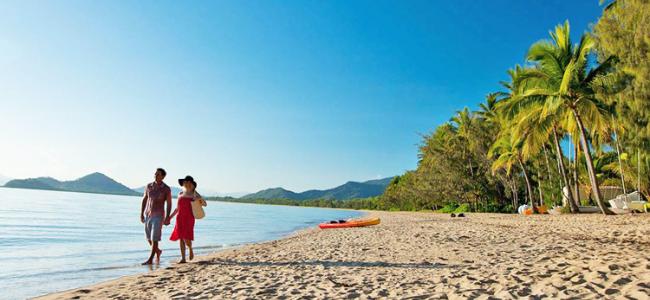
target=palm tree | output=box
[478,92,505,123]
[490,130,536,212]
[498,65,580,213]
[512,102,581,212]
[451,107,478,177]
[479,93,521,211]
[508,21,615,214]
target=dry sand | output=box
[38,212,650,299]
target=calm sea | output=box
[0,187,361,299]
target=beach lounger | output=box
[609,191,647,212]
[517,204,529,214]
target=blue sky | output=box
[0,0,604,194]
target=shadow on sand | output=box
[193,259,455,270]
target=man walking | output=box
[140,168,172,265]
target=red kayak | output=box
[318,217,380,229]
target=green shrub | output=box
[438,203,459,213]
[501,204,514,213]
[453,203,470,213]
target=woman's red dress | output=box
[170,194,195,241]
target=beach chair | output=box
[517,204,529,214]
[609,197,626,210]
[609,191,647,212]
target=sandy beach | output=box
[38,212,650,299]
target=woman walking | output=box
[167,175,206,263]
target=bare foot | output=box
[178,259,187,264]
[141,260,153,265]
[155,249,162,263]
[189,249,194,261]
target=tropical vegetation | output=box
[380,0,649,214]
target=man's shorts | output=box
[144,215,163,242]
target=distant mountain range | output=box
[3,172,394,201]
[4,172,140,196]
[241,177,394,200]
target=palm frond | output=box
[583,55,616,85]
[559,60,576,95]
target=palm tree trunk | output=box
[511,181,517,212]
[572,109,614,215]
[537,171,544,207]
[542,144,557,201]
[573,141,581,207]
[512,178,519,212]
[616,136,627,194]
[469,159,474,177]
[612,116,627,194]
[517,156,536,212]
[512,179,519,210]
[638,148,641,192]
[552,126,578,213]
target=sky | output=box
[0,0,605,194]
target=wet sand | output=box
[38,211,650,299]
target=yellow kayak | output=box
[318,217,380,229]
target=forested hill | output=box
[4,172,140,196]
[241,177,393,200]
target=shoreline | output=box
[34,225,324,300]
[37,211,650,299]
[32,211,363,300]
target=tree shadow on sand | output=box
[194,259,456,269]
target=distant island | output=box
[4,172,140,196]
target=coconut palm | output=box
[498,65,581,212]
[478,93,522,211]
[506,21,615,214]
[451,108,481,178]
[490,130,536,212]
[507,100,581,212]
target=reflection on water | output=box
[0,187,361,299]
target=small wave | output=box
[0,237,84,246]
[0,224,90,230]
[0,244,232,261]
[0,263,144,281]
[192,244,226,250]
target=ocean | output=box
[0,187,361,299]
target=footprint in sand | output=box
[608,264,621,271]
[613,277,632,286]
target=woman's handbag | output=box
[191,193,206,219]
